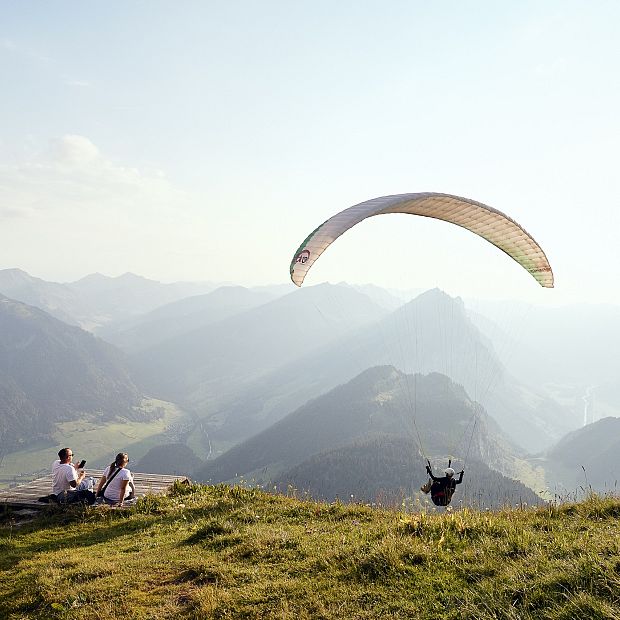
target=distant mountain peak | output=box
[0,268,43,284]
[69,272,110,287]
[73,272,156,285]
[396,287,466,316]
[418,287,461,303]
[0,267,29,276]
[117,272,155,283]
[305,281,346,292]
[352,364,400,383]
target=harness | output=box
[431,489,450,506]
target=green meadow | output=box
[1,483,620,619]
[0,400,190,488]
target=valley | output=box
[0,268,618,506]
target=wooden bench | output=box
[0,470,190,510]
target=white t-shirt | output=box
[52,460,78,495]
[102,465,133,502]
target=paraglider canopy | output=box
[290,192,553,288]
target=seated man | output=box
[51,447,96,505]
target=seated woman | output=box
[95,452,135,507]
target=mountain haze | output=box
[0,269,86,327]
[199,288,568,452]
[0,268,220,330]
[469,300,620,426]
[0,295,143,451]
[0,270,606,480]
[131,283,390,405]
[97,285,278,353]
[194,366,540,508]
[542,416,620,494]
[69,272,219,326]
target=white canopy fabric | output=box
[290,192,554,288]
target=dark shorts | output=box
[56,489,96,505]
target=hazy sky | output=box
[1,2,619,304]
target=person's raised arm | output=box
[426,463,440,481]
[68,467,84,489]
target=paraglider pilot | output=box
[421,460,464,506]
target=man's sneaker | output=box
[420,480,432,494]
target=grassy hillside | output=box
[1,485,620,619]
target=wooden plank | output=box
[0,470,190,510]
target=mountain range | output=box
[0,268,221,330]
[173,287,570,453]
[130,283,390,408]
[194,366,541,509]
[96,285,280,353]
[0,294,142,452]
[1,267,619,505]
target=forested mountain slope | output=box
[199,288,568,452]
[274,434,542,508]
[0,295,143,451]
[194,366,541,508]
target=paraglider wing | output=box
[289,192,553,288]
